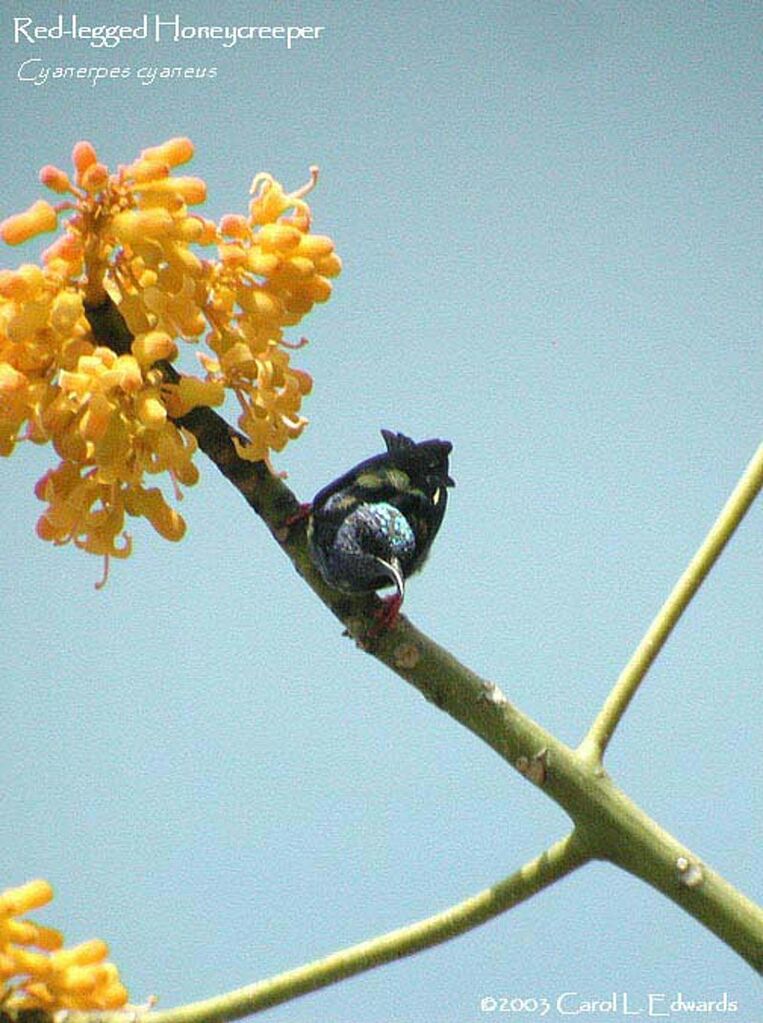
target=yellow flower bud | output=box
[247,250,280,276]
[296,234,335,258]
[141,136,195,167]
[0,200,58,245]
[136,176,207,205]
[315,252,343,276]
[80,162,109,193]
[50,291,85,334]
[39,164,72,194]
[131,331,177,367]
[220,214,250,238]
[257,222,303,253]
[0,878,54,916]
[305,275,333,302]
[72,140,98,177]
[52,938,109,969]
[137,393,167,428]
[112,208,175,243]
[238,287,282,319]
[124,158,169,182]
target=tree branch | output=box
[85,298,763,985]
[126,833,585,1022]
[579,441,763,763]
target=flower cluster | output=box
[0,879,128,1012]
[0,138,341,580]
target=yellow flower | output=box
[0,880,128,1013]
[1,137,340,576]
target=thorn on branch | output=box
[675,856,704,888]
[516,748,550,786]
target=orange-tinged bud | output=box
[80,162,109,193]
[39,165,72,194]
[305,275,333,302]
[219,243,248,269]
[281,292,313,316]
[292,368,313,394]
[220,214,250,238]
[195,217,219,245]
[36,515,58,541]
[142,137,195,167]
[18,263,46,291]
[0,272,33,303]
[315,252,342,276]
[1,200,58,244]
[284,255,315,277]
[42,231,83,268]
[72,141,98,176]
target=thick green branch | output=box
[580,441,763,763]
[85,298,763,985]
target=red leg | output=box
[282,502,312,528]
[275,502,312,543]
[371,591,404,635]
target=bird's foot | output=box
[274,502,312,542]
[368,592,404,638]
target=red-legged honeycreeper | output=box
[304,430,454,627]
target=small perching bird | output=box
[304,430,454,629]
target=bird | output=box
[301,430,454,629]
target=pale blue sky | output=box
[1,2,761,1020]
